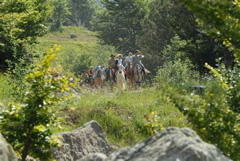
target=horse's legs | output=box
[130,78,134,90]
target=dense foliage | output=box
[51,0,71,31]
[92,0,147,53]
[177,0,240,60]
[0,46,75,161]
[69,0,99,28]
[0,0,54,70]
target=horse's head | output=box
[96,69,102,77]
[118,63,124,73]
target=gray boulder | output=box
[80,127,231,161]
[53,120,111,161]
[0,133,18,161]
[77,153,108,161]
[108,127,231,161]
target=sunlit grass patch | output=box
[54,87,190,146]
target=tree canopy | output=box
[0,0,54,69]
[92,0,148,53]
[177,0,240,61]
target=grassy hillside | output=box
[38,26,98,48]
[35,26,115,76]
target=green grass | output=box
[53,87,190,146]
[0,74,14,105]
[34,26,115,76]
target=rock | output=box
[81,127,231,161]
[52,120,111,161]
[108,127,231,161]
[70,34,77,39]
[0,133,18,161]
[25,156,38,161]
[77,153,107,161]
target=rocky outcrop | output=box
[52,120,111,161]
[0,133,18,161]
[80,127,231,161]
[77,153,107,161]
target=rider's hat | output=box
[110,54,115,57]
[117,54,123,57]
[135,49,140,53]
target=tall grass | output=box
[53,88,190,146]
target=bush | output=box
[162,62,240,160]
[155,35,201,86]
[155,59,199,85]
[57,43,115,76]
[0,46,76,161]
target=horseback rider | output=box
[88,66,94,75]
[124,52,133,69]
[113,54,127,77]
[93,64,105,79]
[132,50,145,75]
[87,66,95,85]
[106,54,116,81]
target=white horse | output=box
[116,63,126,90]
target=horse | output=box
[94,69,104,88]
[133,64,144,87]
[116,63,126,90]
[105,67,115,91]
[126,61,134,90]
[79,72,89,86]
[87,74,95,87]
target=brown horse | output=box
[106,67,115,91]
[133,64,145,87]
[94,69,104,88]
[126,61,134,90]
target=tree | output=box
[0,0,54,70]
[51,0,71,31]
[137,0,231,73]
[177,0,240,61]
[69,0,99,28]
[92,0,148,53]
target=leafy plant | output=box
[0,0,54,69]
[162,75,240,160]
[0,46,76,161]
[5,58,35,102]
[144,112,164,135]
[205,61,240,113]
[155,35,200,85]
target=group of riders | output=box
[80,49,146,86]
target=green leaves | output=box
[51,0,71,31]
[92,0,147,52]
[0,46,76,161]
[177,0,240,61]
[164,84,240,160]
[0,0,54,68]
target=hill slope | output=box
[36,26,115,75]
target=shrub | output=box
[155,35,201,86]
[162,63,240,160]
[0,45,76,161]
[156,59,195,85]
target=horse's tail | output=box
[123,81,125,90]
